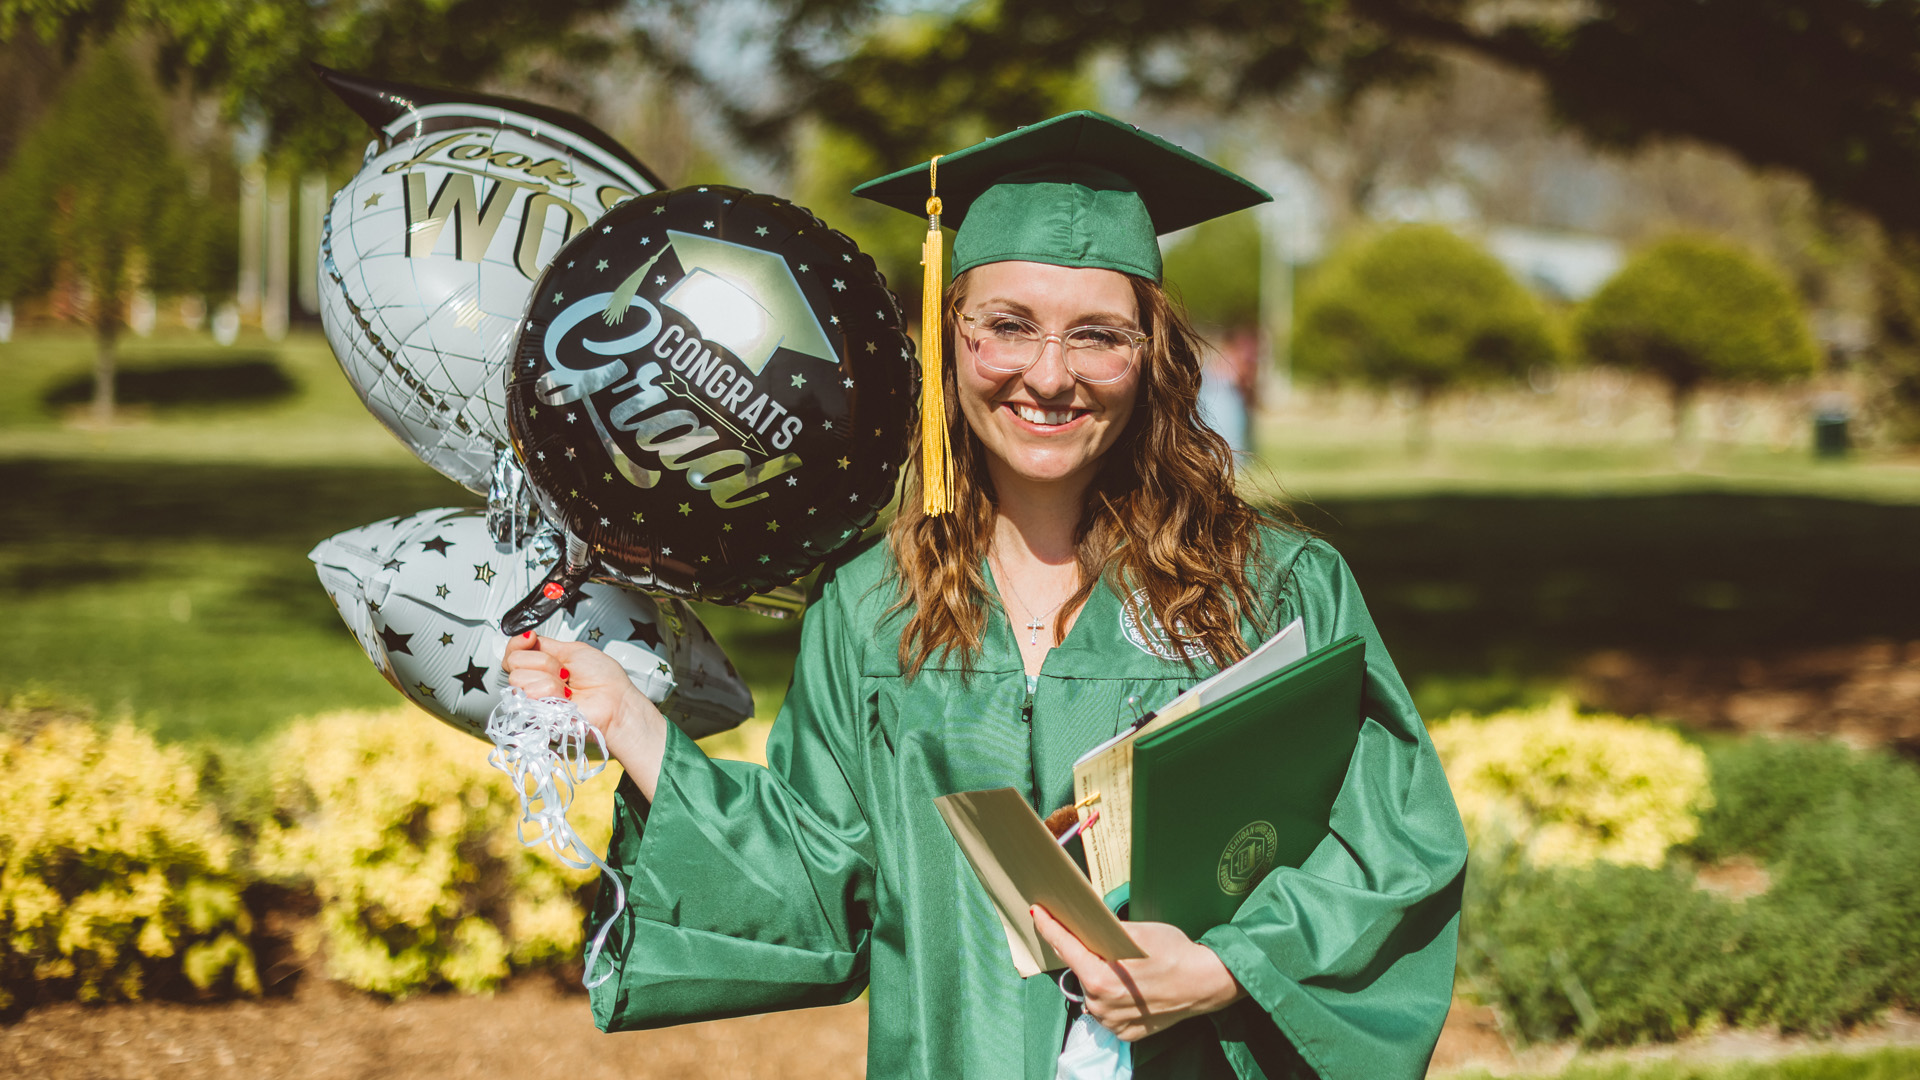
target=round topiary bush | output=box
[1430,698,1712,869]
[1293,224,1560,449]
[1576,235,1818,438]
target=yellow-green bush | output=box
[0,718,258,1008]
[252,707,618,997]
[1431,699,1711,868]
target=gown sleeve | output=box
[587,563,878,1032]
[1195,539,1468,1080]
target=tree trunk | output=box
[92,318,118,425]
[1669,381,1696,447]
[1406,383,1434,457]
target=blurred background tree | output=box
[0,0,630,172]
[15,0,1920,240]
[1163,216,1262,333]
[1865,237,1920,446]
[1576,236,1819,443]
[0,43,231,422]
[1292,224,1559,452]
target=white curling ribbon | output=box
[484,687,627,988]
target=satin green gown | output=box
[587,527,1468,1079]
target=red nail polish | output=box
[559,667,570,680]
[563,688,572,699]
[523,631,534,639]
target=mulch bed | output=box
[1580,639,1920,756]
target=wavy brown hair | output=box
[885,269,1291,678]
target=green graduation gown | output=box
[587,527,1467,1079]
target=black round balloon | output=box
[505,185,917,604]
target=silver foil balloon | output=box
[315,67,664,494]
[310,508,752,742]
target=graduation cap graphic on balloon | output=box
[597,228,837,376]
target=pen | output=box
[1055,809,1099,847]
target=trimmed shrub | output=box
[0,716,258,1008]
[1464,737,1920,1045]
[252,708,617,997]
[1164,214,1262,330]
[1576,235,1818,437]
[1293,224,1560,449]
[1703,739,1920,1031]
[1432,699,1712,869]
[1464,851,1752,1044]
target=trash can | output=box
[1812,394,1852,459]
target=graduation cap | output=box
[850,110,1271,514]
[658,230,836,376]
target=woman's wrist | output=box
[1189,943,1248,1016]
[603,685,671,801]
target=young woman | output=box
[503,113,1466,1080]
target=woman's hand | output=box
[501,632,672,800]
[1031,905,1246,1042]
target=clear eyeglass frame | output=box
[954,310,1149,385]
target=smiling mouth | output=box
[1008,403,1086,427]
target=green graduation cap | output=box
[852,110,1271,281]
[851,110,1271,516]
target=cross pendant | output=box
[1026,617,1047,646]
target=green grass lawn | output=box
[1444,1047,1920,1079]
[3,328,1915,743]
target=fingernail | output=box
[563,688,572,699]
[559,667,570,680]
[523,631,534,639]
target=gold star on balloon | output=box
[363,192,382,208]
[473,562,496,585]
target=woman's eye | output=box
[1069,327,1132,350]
[986,319,1035,339]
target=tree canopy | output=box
[11,0,1920,244]
[1576,235,1819,409]
[1,0,629,169]
[1292,223,1558,449]
[657,0,1920,244]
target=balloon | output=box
[310,508,753,742]
[315,66,664,495]
[500,184,917,616]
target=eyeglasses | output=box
[955,311,1148,385]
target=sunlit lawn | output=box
[1444,1047,1920,1080]
[2,328,1915,745]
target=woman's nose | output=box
[1022,337,1076,398]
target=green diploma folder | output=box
[1129,633,1367,939]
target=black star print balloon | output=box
[310,508,753,741]
[503,185,916,616]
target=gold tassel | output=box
[920,154,954,516]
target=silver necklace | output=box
[991,548,1074,646]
